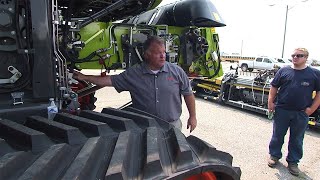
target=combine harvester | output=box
[0,0,242,179]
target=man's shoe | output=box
[288,163,300,176]
[267,156,279,168]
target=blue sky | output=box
[158,0,319,60]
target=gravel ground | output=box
[84,65,320,180]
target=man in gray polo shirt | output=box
[73,36,197,132]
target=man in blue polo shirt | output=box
[267,48,320,176]
[73,36,197,132]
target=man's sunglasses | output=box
[291,54,305,58]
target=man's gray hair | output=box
[143,36,164,52]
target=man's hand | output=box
[73,71,112,87]
[72,71,86,81]
[305,107,314,116]
[268,102,275,112]
[268,86,277,112]
[187,116,197,133]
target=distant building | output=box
[220,55,256,62]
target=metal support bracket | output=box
[11,92,24,105]
[0,66,22,84]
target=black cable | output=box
[110,25,120,63]
[207,34,221,79]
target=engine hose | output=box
[110,25,120,63]
[72,51,98,63]
[207,34,221,79]
[79,0,134,28]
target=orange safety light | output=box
[185,171,217,180]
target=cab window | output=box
[263,58,272,63]
[256,58,263,62]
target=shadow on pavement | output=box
[274,162,313,180]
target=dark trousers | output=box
[268,107,309,164]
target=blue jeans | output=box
[268,107,309,164]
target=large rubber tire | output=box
[0,108,241,180]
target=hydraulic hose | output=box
[79,0,134,29]
[207,34,221,79]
